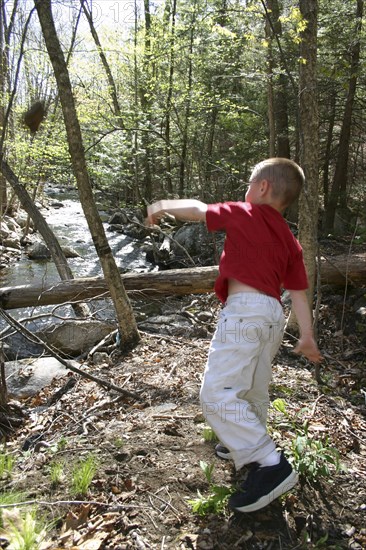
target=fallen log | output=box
[0,266,218,310]
[0,253,365,310]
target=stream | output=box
[1,186,151,288]
[0,186,154,332]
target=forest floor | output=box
[1,283,366,550]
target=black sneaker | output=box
[215,443,232,460]
[228,452,298,513]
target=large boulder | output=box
[36,320,115,356]
[2,331,45,360]
[5,357,71,398]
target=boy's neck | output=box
[248,199,284,214]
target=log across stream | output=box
[1,253,365,310]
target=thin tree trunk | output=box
[80,0,124,129]
[276,73,290,158]
[263,0,290,159]
[164,0,177,195]
[34,0,140,351]
[298,0,319,299]
[322,86,336,210]
[179,16,194,197]
[0,0,19,214]
[139,0,153,201]
[264,0,275,156]
[324,0,363,233]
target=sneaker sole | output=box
[216,450,232,460]
[232,470,298,513]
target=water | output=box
[1,188,151,287]
[0,189,153,330]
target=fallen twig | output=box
[0,499,149,510]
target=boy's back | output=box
[206,201,308,303]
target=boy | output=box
[147,158,322,513]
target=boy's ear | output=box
[259,179,270,195]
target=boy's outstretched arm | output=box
[288,289,323,363]
[147,199,207,225]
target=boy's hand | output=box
[146,202,163,226]
[293,335,323,363]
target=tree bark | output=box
[34,0,140,351]
[324,0,363,233]
[263,0,290,159]
[80,0,124,128]
[1,255,365,310]
[0,0,19,213]
[164,0,177,195]
[298,0,319,301]
[179,10,195,197]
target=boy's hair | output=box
[251,158,304,208]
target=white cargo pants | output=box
[200,292,285,469]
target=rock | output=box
[36,320,115,356]
[5,357,73,398]
[0,220,10,239]
[3,216,21,233]
[196,311,212,322]
[27,242,80,259]
[15,212,33,229]
[27,242,51,259]
[355,307,366,335]
[138,314,197,337]
[61,245,80,258]
[2,331,45,361]
[3,232,21,249]
[109,210,129,225]
[173,224,210,257]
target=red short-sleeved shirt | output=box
[206,201,308,303]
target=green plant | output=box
[199,460,215,484]
[0,509,48,550]
[49,461,65,486]
[188,461,232,516]
[0,493,27,529]
[0,452,14,478]
[202,426,218,442]
[56,436,68,451]
[113,437,124,448]
[291,426,341,480]
[271,399,342,481]
[71,455,98,496]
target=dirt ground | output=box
[1,290,366,550]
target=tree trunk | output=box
[34,0,140,351]
[164,0,177,195]
[179,12,194,197]
[139,0,153,202]
[0,0,19,214]
[324,0,363,233]
[285,0,318,333]
[265,16,276,157]
[263,0,290,159]
[1,255,365,310]
[80,0,124,129]
[322,86,337,210]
